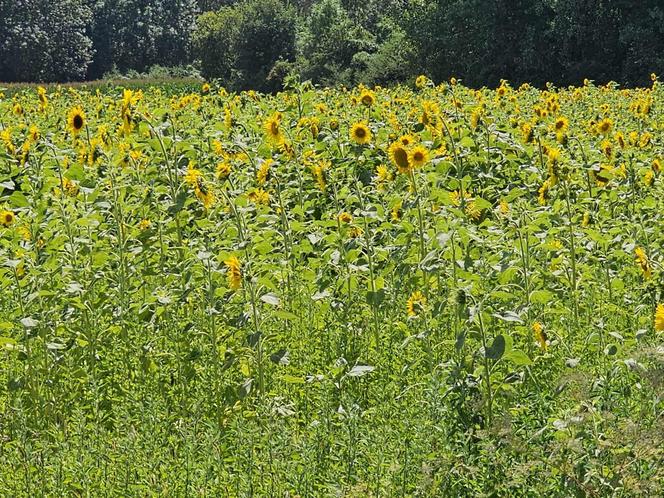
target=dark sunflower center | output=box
[73,115,84,130]
[355,127,366,138]
[394,148,408,169]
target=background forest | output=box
[0,0,663,89]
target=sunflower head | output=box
[224,256,242,290]
[596,118,613,135]
[408,145,429,169]
[359,89,375,107]
[655,303,664,332]
[398,134,415,147]
[67,107,86,135]
[406,291,427,317]
[388,142,410,174]
[533,322,548,350]
[554,117,569,132]
[338,212,353,224]
[350,122,371,145]
[264,112,283,143]
[415,75,428,89]
[1,210,15,227]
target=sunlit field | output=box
[1,76,663,496]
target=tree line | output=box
[0,0,662,89]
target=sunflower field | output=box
[1,77,664,496]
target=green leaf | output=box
[282,374,305,384]
[274,310,298,321]
[530,290,553,305]
[504,349,533,365]
[485,335,506,360]
[260,293,281,306]
[347,365,375,377]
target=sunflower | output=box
[37,86,48,110]
[350,122,371,145]
[216,161,232,179]
[224,256,242,290]
[415,75,428,89]
[0,210,15,227]
[375,164,393,184]
[184,163,203,187]
[257,159,273,185]
[596,118,613,135]
[554,117,569,133]
[312,163,327,192]
[635,247,652,279]
[359,89,376,107]
[28,125,40,143]
[398,134,415,147]
[655,304,664,332]
[408,145,429,169]
[521,122,534,143]
[538,179,550,205]
[390,200,402,221]
[533,322,547,350]
[389,142,410,174]
[264,112,284,144]
[406,291,426,317]
[338,212,352,224]
[248,188,270,206]
[67,107,86,135]
[194,177,215,209]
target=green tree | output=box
[297,0,375,86]
[192,0,296,92]
[0,0,94,82]
[87,0,199,78]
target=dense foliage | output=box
[0,0,662,88]
[0,76,663,495]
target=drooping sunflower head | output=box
[248,188,270,206]
[408,145,429,169]
[350,122,371,145]
[521,122,534,143]
[224,256,242,290]
[216,161,232,179]
[389,142,410,174]
[67,107,86,135]
[532,322,547,350]
[406,291,427,317]
[28,125,40,143]
[257,159,273,185]
[338,212,353,224]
